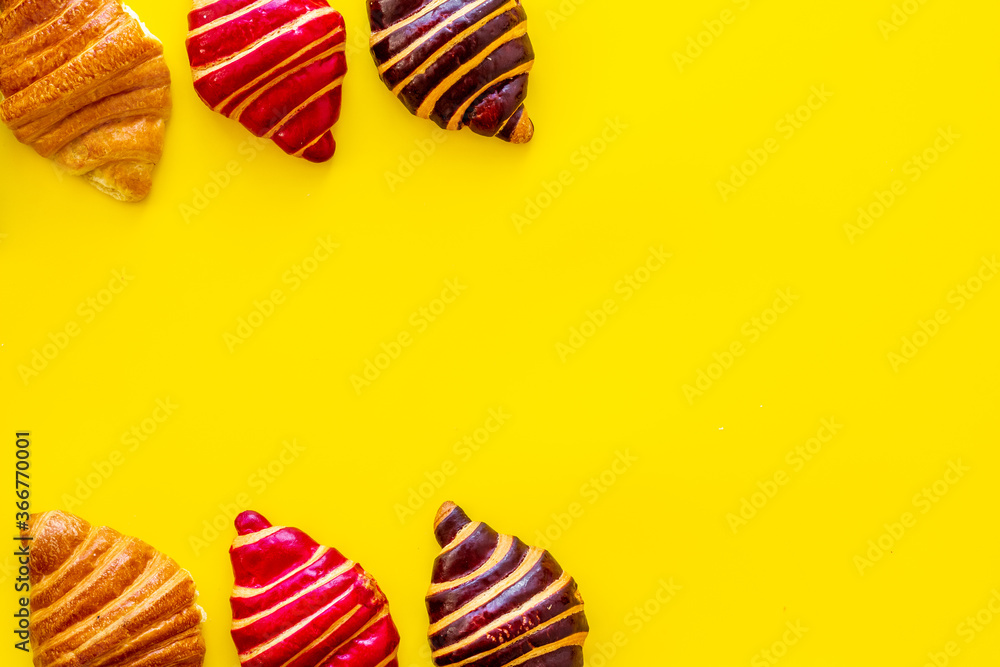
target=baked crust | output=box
[23,511,206,667]
[0,0,171,201]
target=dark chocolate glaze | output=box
[368,0,534,143]
[426,503,587,667]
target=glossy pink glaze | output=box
[229,511,399,667]
[186,0,347,162]
[236,510,272,535]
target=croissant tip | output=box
[434,502,459,528]
[235,511,271,535]
[508,113,533,144]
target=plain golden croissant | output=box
[0,0,172,201]
[22,510,206,667]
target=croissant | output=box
[426,502,588,667]
[367,0,535,143]
[0,0,171,201]
[229,511,400,667]
[186,0,347,162]
[22,510,206,667]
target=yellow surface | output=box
[1,0,999,665]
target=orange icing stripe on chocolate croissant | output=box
[426,502,589,667]
[368,0,535,143]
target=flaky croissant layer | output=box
[0,0,172,201]
[23,511,206,667]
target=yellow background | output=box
[2,0,999,665]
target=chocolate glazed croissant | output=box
[427,502,588,667]
[23,510,206,667]
[0,0,171,201]
[368,0,535,143]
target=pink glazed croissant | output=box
[186,0,347,162]
[229,511,400,667]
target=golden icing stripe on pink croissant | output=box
[232,546,329,598]
[186,0,348,162]
[367,0,535,143]
[229,511,400,667]
[232,559,358,629]
[220,40,343,116]
[188,0,279,38]
[0,0,171,201]
[190,9,339,80]
[426,502,589,667]
[239,593,357,662]
[277,602,364,666]
[22,510,206,667]
[233,526,285,548]
[264,75,345,139]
